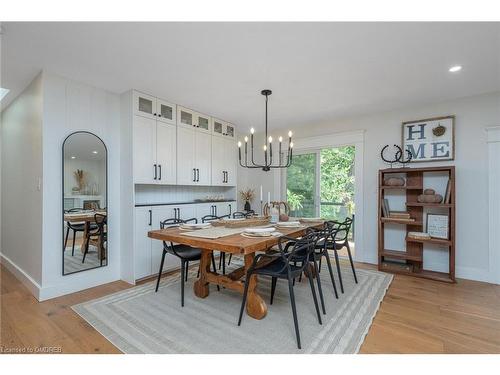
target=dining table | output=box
[148,221,323,320]
[64,210,107,260]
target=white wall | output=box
[40,72,122,300]
[0,73,44,296]
[238,91,500,283]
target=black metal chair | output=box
[237,231,323,349]
[83,213,107,265]
[224,211,252,266]
[155,217,219,306]
[64,208,97,256]
[320,217,357,293]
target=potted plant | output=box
[239,189,255,211]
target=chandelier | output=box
[238,89,293,171]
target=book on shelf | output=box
[407,231,431,240]
[389,210,411,219]
[444,179,452,204]
[382,199,390,217]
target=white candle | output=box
[268,192,271,206]
[260,185,263,201]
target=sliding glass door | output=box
[285,145,355,222]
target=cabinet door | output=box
[224,123,236,139]
[212,118,224,137]
[134,91,157,120]
[156,122,177,184]
[176,126,196,185]
[195,132,212,185]
[177,204,197,221]
[211,136,226,186]
[134,207,153,279]
[195,112,211,134]
[156,98,176,125]
[177,106,195,129]
[133,115,157,184]
[195,203,214,222]
[224,137,237,186]
[151,206,178,274]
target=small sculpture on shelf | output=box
[380,144,413,168]
[383,177,405,186]
[417,188,443,203]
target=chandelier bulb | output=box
[250,128,255,134]
[238,141,242,148]
[288,131,293,138]
[263,145,267,151]
[290,142,294,148]
[268,136,273,143]
[244,136,248,142]
[279,136,283,142]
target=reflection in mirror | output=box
[62,132,107,275]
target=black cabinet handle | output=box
[148,209,152,226]
[158,164,162,180]
[177,208,181,219]
[154,164,157,180]
[226,171,229,183]
[215,205,217,216]
[228,204,232,215]
[196,169,200,182]
[193,168,196,182]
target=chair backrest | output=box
[325,217,352,243]
[160,218,184,229]
[233,211,250,219]
[276,230,319,274]
[93,213,107,237]
[65,207,84,213]
[201,215,219,223]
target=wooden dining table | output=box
[148,221,323,320]
[64,210,107,259]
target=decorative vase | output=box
[244,201,251,211]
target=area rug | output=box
[73,261,392,353]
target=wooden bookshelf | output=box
[378,166,455,283]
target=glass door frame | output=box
[282,149,322,217]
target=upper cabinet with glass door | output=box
[212,118,236,139]
[177,106,212,134]
[133,91,176,125]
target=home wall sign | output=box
[402,115,455,162]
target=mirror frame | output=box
[62,131,108,276]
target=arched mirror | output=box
[62,132,107,275]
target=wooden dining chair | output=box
[237,231,323,349]
[155,217,219,306]
[64,208,97,257]
[83,213,107,265]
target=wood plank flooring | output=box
[1,262,499,354]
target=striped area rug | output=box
[73,260,392,353]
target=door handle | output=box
[158,164,162,180]
[193,168,196,182]
[148,209,152,226]
[196,168,200,182]
[154,164,157,180]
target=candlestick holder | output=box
[260,200,263,216]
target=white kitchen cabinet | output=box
[156,122,177,184]
[151,206,178,275]
[211,136,237,186]
[133,116,157,184]
[177,126,212,185]
[212,118,236,139]
[177,126,196,185]
[177,106,211,134]
[156,98,176,125]
[195,132,212,185]
[134,91,157,120]
[134,206,153,279]
[133,115,177,184]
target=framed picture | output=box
[402,115,455,162]
[426,213,449,239]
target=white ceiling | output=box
[2,22,499,132]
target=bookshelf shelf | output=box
[378,166,456,283]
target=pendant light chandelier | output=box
[238,89,293,171]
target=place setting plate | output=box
[241,227,282,238]
[179,223,212,231]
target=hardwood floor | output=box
[1,262,499,354]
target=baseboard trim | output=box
[0,252,42,300]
